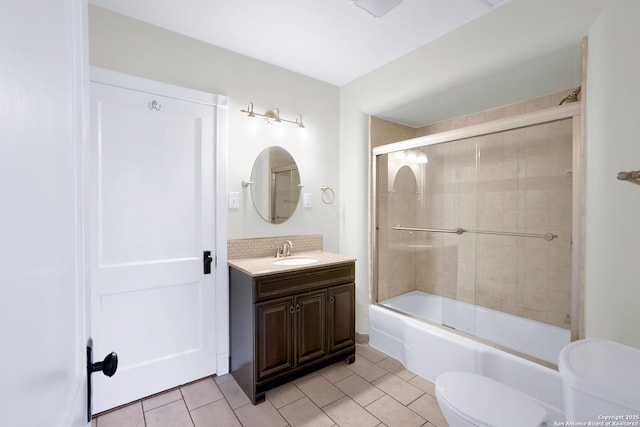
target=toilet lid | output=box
[436,372,546,427]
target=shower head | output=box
[559,87,581,105]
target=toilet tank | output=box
[559,339,640,422]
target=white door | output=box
[89,73,217,413]
[0,0,89,426]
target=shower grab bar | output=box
[391,226,464,234]
[391,225,557,241]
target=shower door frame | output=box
[371,102,584,347]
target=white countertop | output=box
[228,251,356,277]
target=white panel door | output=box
[0,0,89,426]
[89,79,216,413]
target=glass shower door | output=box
[375,151,422,306]
[373,112,576,364]
[438,138,478,334]
[471,120,573,361]
[375,139,479,337]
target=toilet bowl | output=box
[435,371,547,427]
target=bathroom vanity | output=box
[228,252,356,404]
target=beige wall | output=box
[88,5,341,251]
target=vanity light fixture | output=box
[417,151,428,164]
[393,151,406,160]
[241,101,305,128]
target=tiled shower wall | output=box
[374,89,575,329]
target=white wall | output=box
[585,0,640,349]
[88,5,341,251]
[340,0,609,334]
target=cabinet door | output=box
[295,290,327,365]
[327,283,355,353]
[256,297,293,379]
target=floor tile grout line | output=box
[362,395,399,427]
[275,392,307,412]
[405,390,426,407]
[141,402,148,427]
[297,388,339,426]
[370,391,429,425]
[180,387,196,427]
[224,392,245,427]
[325,394,385,427]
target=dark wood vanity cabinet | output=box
[255,290,327,379]
[230,261,356,404]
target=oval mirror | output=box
[249,146,301,224]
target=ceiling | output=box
[88,0,509,86]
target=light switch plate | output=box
[229,192,240,209]
[303,193,312,208]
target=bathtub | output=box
[380,290,570,364]
[370,296,570,422]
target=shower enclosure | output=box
[372,104,582,365]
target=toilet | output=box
[436,339,640,427]
[559,338,640,422]
[435,371,547,427]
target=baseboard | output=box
[355,332,369,344]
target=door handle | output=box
[203,250,213,274]
[87,339,118,422]
[90,352,118,377]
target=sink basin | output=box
[273,257,319,266]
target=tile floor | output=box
[93,345,449,427]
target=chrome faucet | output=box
[275,240,293,258]
[282,240,293,257]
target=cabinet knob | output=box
[295,304,300,312]
[329,296,335,303]
[289,305,294,314]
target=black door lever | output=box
[90,351,118,377]
[203,250,213,274]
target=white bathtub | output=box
[380,290,570,364]
[370,301,569,422]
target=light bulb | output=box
[418,152,428,164]
[393,151,406,160]
[407,151,417,162]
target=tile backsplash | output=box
[227,234,323,260]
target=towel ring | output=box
[320,186,335,205]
